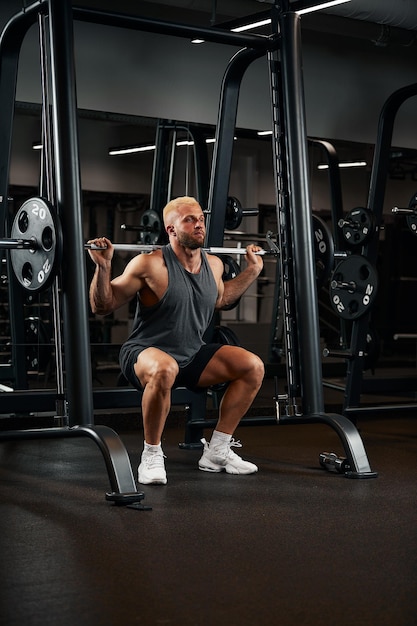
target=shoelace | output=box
[144,452,166,468]
[225,439,244,460]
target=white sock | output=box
[144,441,162,452]
[209,430,232,450]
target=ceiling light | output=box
[108,137,220,156]
[296,0,352,16]
[32,141,43,150]
[109,144,156,156]
[317,161,367,170]
[191,38,205,44]
[257,130,272,136]
[231,19,271,33]
[226,0,352,34]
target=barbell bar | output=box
[86,242,276,256]
[0,238,36,250]
[2,237,276,256]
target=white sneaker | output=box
[198,438,258,475]
[138,446,167,485]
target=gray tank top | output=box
[120,244,218,366]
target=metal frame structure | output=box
[0,0,377,490]
[339,82,417,419]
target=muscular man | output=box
[88,196,265,485]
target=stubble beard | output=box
[177,231,204,250]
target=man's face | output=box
[170,204,206,249]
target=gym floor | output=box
[0,375,416,626]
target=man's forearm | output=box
[219,265,261,309]
[89,263,115,315]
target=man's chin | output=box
[179,235,204,249]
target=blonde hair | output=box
[162,196,200,226]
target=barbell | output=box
[3,197,275,294]
[4,196,379,322]
[86,242,274,255]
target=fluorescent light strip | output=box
[296,0,352,16]
[229,0,351,33]
[231,18,271,33]
[109,137,221,156]
[109,144,156,156]
[257,130,273,136]
[318,161,367,170]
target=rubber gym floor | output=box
[0,376,416,626]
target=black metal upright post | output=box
[206,46,264,246]
[47,0,93,426]
[278,11,324,415]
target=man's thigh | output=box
[196,345,259,388]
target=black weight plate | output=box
[10,197,63,293]
[340,207,375,246]
[216,254,241,281]
[225,196,242,231]
[329,254,378,320]
[406,214,417,236]
[312,214,334,288]
[139,209,162,245]
[211,325,241,346]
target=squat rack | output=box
[183,4,377,477]
[0,0,377,498]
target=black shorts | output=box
[120,343,224,392]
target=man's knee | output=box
[240,351,265,386]
[135,353,179,390]
[251,353,265,386]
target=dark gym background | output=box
[0,2,416,625]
